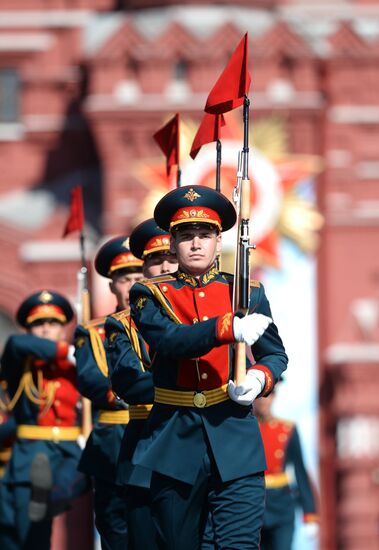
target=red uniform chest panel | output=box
[158,281,232,390]
[35,364,79,427]
[259,419,294,474]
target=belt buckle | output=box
[193,392,207,408]
[52,426,60,443]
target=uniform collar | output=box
[177,264,220,287]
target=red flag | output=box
[153,113,180,176]
[190,113,226,160]
[205,33,251,114]
[63,186,84,237]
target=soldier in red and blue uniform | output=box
[0,291,89,550]
[254,386,319,550]
[105,218,177,549]
[127,185,288,549]
[0,384,16,479]
[74,236,144,550]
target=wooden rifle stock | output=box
[233,97,252,386]
[77,267,92,440]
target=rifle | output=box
[76,234,92,440]
[232,96,255,386]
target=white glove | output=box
[67,345,76,366]
[233,313,272,346]
[303,522,319,539]
[228,369,265,406]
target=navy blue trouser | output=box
[0,484,52,550]
[94,478,129,550]
[128,485,158,550]
[150,449,265,550]
[260,520,295,550]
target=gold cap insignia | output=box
[121,238,130,249]
[39,291,53,303]
[184,188,201,202]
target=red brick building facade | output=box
[0,1,379,548]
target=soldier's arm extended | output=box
[74,324,113,408]
[130,282,287,385]
[286,426,319,522]
[105,315,154,405]
[1,334,72,393]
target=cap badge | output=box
[184,188,201,202]
[39,291,53,303]
[121,238,130,249]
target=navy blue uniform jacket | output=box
[127,269,288,485]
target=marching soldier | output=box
[0,384,16,479]
[105,218,177,550]
[0,290,89,549]
[127,185,288,549]
[74,236,144,550]
[254,383,319,550]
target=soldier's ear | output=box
[216,233,222,255]
[169,236,176,255]
[109,281,115,295]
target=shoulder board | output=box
[110,308,130,321]
[83,315,107,329]
[220,272,233,284]
[250,280,261,288]
[143,274,176,286]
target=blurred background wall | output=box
[0,1,379,549]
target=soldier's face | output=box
[143,252,178,278]
[110,270,144,309]
[171,225,221,276]
[29,319,65,341]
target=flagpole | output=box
[216,139,221,192]
[177,166,181,188]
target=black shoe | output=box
[28,452,53,522]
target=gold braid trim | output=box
[88,327,108,377]
[119,316,146,372]
[7,357,56,414]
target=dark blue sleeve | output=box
[105,316,155,405]
[248,284,288,383]
[130,283,226,359]
[74,324,111,408]
[286,426,318,516]
[1,334,60,395]
[0,413,16,442]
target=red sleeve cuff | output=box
[252,364,274,396]
[56,341,69,360]
[216,312,235,344]
[304,513,319,523]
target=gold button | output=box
[193,318,199,324]
[193,393,207,408]
[55,381,61,388]
[278,433,288,442]
[52,426,60,436]
[162,286,168,292]
[198,291,205,298]
[202,316,209,321]
[274,449,284,458]
[55,400,61,406]
[201,373,208,380]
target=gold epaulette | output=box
[83,316,107,329]
[251,280,261,288]
[110,308,130,321]
[142,274,176,286]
